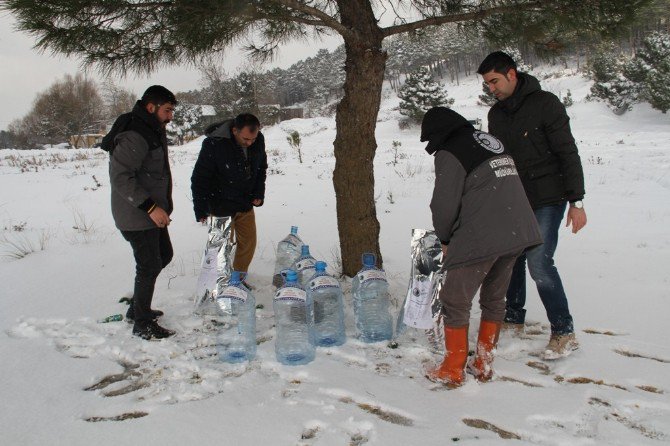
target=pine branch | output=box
[382,0,552,37]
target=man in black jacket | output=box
[191,113,268,283]
[478,51,587,359]
[109,85,177,340]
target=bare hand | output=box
[566,207,587,234]
[149,207,171,228]
[441,244,448,258]
[252,198,263,206]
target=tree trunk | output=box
[333,0,386,276]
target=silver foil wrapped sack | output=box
[194,216,236,315]
[396,228,446,353]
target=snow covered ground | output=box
[1,70,669,445]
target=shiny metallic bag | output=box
[194,216,236,315]
[396,228,446,353]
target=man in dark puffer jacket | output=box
[478,51,587,359]
[191,113,267,284]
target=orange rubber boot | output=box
[467,320,502,382]
[426,325,468,387]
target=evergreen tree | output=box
[587,44,638,114]
[627,31,670,113]
[166,103,205,144]
[398,67,454,123]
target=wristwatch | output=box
[570,200,584,209]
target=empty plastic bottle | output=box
[352,253,393,342]
[273,269,315,365]
[294,245,317,288]
[273,226,304,287]
[307,261,346,347]
[215,271,257,363]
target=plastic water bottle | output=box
[273,226,304,287]
[307,261,346,347]
[273,269,315,365]
[352,253,393,342]
[215,271,257,363]
[294,245,317,288]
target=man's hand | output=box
[149,207,171,228]
[198,216,208,226]
[252,198,263,206]
[441,244,448,258]
[566,207,587,234]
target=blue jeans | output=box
[505,202,574,334]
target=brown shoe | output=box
[541,333,579,360]
[426,325,468,387]
[501,322,524,335]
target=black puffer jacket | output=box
[487,73,585,209]
[191,120,268,221]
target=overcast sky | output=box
[0,12,341,131]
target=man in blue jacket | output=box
[478,51,587,359]
[191,113,268,285]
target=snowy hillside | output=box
[1,71,669,445]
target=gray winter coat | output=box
[109,107,173,231]
[422,107,542,269]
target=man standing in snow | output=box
[478,51,587,359]
[191,113,267,287]
[422,107,542,387]
[108,85,177,340]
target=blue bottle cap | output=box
[290,226,298,235]
[362,253,376,267]
[301,245,310,255]
[230,271,242,284]
[285,269,298,283]
[315,261,326,272]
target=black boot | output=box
[125,299,164,323]
[132,320,175,340]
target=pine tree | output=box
[398,67,454,123]
[587,44,638,114]
[628,31,670,113]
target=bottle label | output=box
[296,258,316,272]
[358,269,387,284]
[309,275,339,290]
[275,287,307,302]
[218,285,247,302]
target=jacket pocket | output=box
[144,149,166,178]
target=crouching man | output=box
[422,107,542,387]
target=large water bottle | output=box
[273,269,315,365]
[294,245,317,288]
[307,261,346,347]
[273,226,304,287]
[215,271,257,363]
[352,253,393,343]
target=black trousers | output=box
[121,227,173,324]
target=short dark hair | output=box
[140,85,177,106]
[477,51,517,75]
[233,113,261,132]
